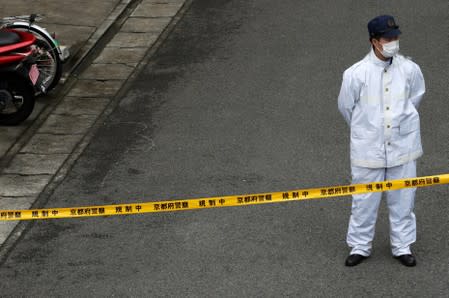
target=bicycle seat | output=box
[0,30,21,46]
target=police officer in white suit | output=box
[338,15,425,267]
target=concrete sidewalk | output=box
[0,0,131,159]
[0,0,125,60]
[0,0,188,247]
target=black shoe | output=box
[394,254,416,267]
[345,254,367,267]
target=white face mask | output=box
[379,40,400,58]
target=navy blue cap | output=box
[368,15,401,38]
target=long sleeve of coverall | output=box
[338,69,361,126]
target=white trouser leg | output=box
[385,160,417,256]
[347,166,385,256]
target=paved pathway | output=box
[0,0,187,245]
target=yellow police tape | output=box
[1,174,448,221]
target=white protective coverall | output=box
[338,49,425,256]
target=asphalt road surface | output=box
[1,0,448,296]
